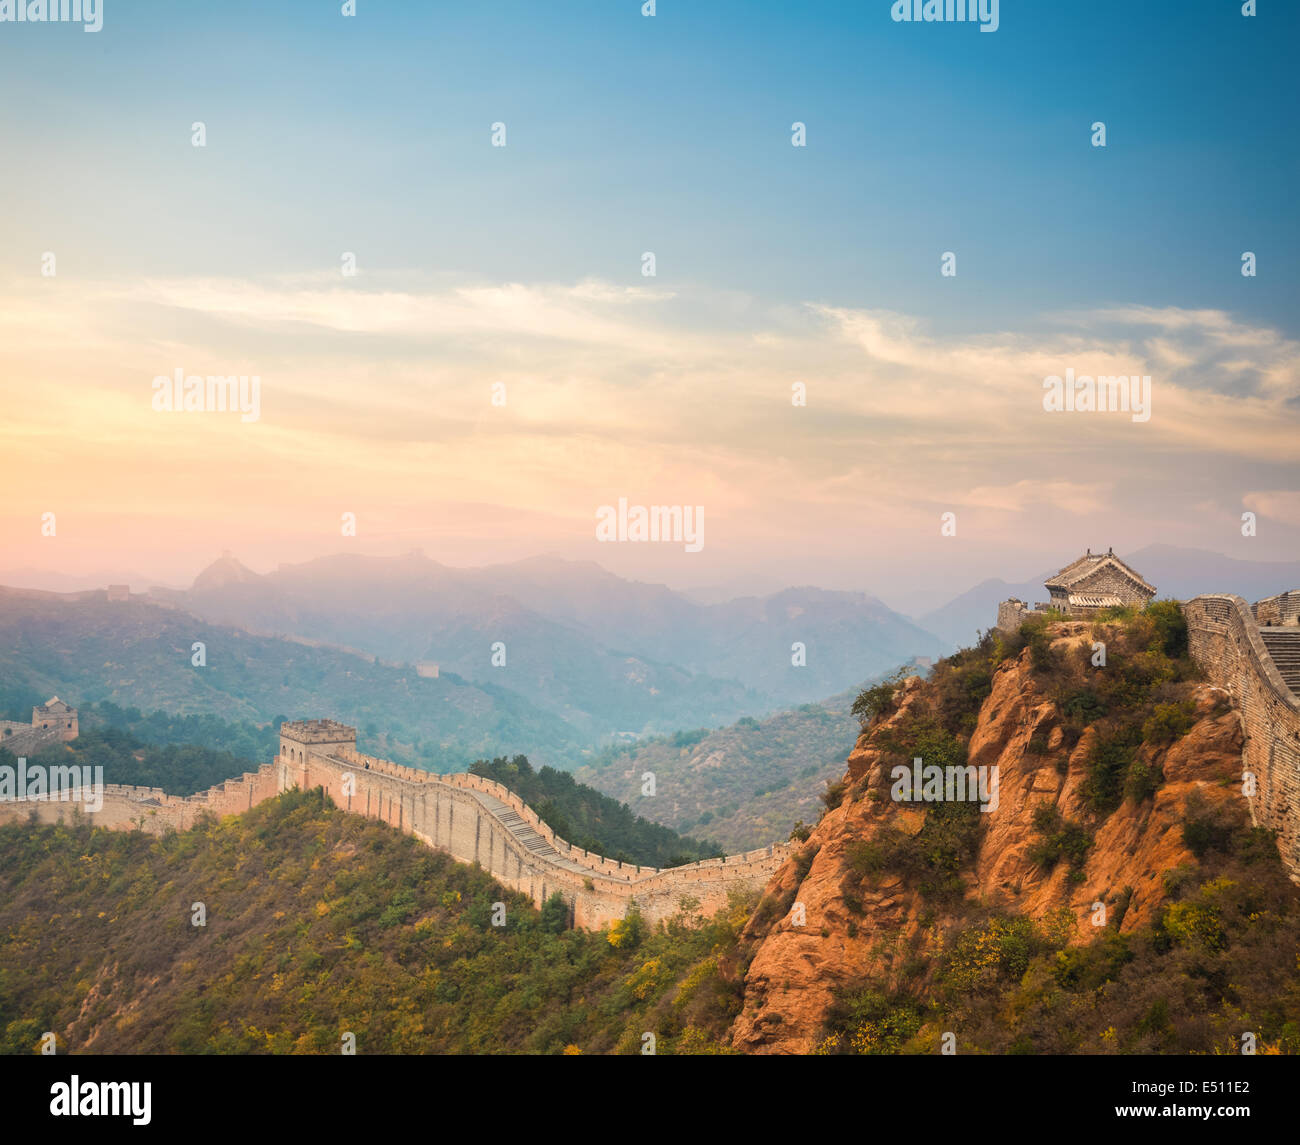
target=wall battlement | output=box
[0,764,282,835]
[1,723,789,930]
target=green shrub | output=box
[1146,599,1189,659]
[821,779,848,812]
[1082,728,1140,813]
[1026,805,1091,871]
[821,988,924,1055]
[941,916,1043,994]
[850,668,909,727]
[1123,758,1162,803]
[1183,811,1236,859]
[1061,688,1107,725]
[1023,618,1059,673]
[1142,700,1196,746]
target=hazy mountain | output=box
[1120,543,1300,601]
[0,586,587,770]
[694,587,940,702]
[152,552,767,738]
[917,574,1045,652]
[575,678,876,852]
[680,573,790,605]
[0,567,171,593]
[152,551,941,736]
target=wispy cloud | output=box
[2,273,1296,586]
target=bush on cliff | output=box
[850,668,909,727]
[1026,805,1092,872]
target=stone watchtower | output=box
[997,549,1156,633]
[1042,547,1155,614]
[278,718,357,789]
[33,697,78,741]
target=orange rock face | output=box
[728,636,1247,1055]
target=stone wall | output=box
[997,599,1043,634]
[1255,591,1300,627]
[1185,594,1300,882]
[0,722,74,759]
[1,728,789,931]
[288,743,789,928]
[0,764,281,836]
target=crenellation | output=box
[1,714,789,928]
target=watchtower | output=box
[33,697,78,741]
[279,718,357,764]
[277,719,357,791]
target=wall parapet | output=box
[2,721,788,929]
[1185,593,1300,883]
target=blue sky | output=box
[3,0,1295,332]
[1,1,1297,610]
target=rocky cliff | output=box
[729,619,1252,1054]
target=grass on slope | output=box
[0,789,750,1055]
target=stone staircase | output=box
[467,788,606,877]
[1260,628,1300,696]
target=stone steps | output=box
[1259,629,1300,694]
[468,789,605,876]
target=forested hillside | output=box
[0,791,748,1054]
[0,590,584,769]
[576,699,861,851]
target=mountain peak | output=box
[191,553,262,592]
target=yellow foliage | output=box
[675,1025,734,1055]
[1164,901,1226,952]
[624,956,668,1001]
[562,1044,582,1055]
[812,1033,842,1055]
[673,956,718,1013]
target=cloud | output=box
[1243,491,1300,527]
[961,480,1111,514]
[1,274,1297,584]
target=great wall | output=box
[3,582,1300,927]
[1184,592,1300,882]
[0,717,790,929]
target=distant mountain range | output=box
[5,543,1293,782]
[147,551,943,738]
[0,587,585,771]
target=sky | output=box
[1,0,1297,614]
